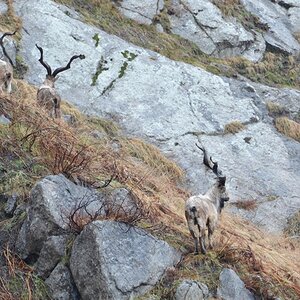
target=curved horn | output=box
[195,143,225,178]
[195,143,217,172]
[52,54,85,77]
[36,44,52,76]
[0,31,17,67]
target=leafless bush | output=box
[66,189,150,234]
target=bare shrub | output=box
[67,190,150,234]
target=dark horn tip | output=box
[79,54,85,59]
[195,143,204,151]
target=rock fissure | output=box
[120,6,152,22]
[180,1,216,47]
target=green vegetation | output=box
[91,56,109,86]
[0,247,51,300]
[92,33,100,47]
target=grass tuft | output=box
[266,101,287,116]
[234,199,258,211]
[275,117,300,142]
[224,121,245,134]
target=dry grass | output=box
[234,199,258,211]
[212,0,268,32]
[224,120,245,134]
[0,0,22,34]
[0,79,186,226]
[294,32,300,43]
[275,117,300,142]
[216,213,300,299]
[142,212,300,299]
[266,101,287,116]
[285,211,300,238]
[0,246,50,299]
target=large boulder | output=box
[240,0,300,54]
[14,0,300,232]
[217,268,255,300]
[15,174,135,260]
[70,220,181,300]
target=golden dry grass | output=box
[275,117,300,142]
[0,0,22,37]
[233,199,258,211]
[224,120,245,134]
[266,101,286,116]
[216,213,300,299]
[0,79,186,227]
[0,246,50,299]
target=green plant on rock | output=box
[91,56,109,86]
[92,33,100,47]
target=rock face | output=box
[240,0,300,54]
[168,0,265,61]
[15,174,103,259]
[113,0,300,60]
[35,235,69,279]
[174,280,209,300]
[116,0,164,25]
[15,0,300,232]
[217,268,255,300]
[70,220,181,300]
[15,174,135,260]
[45,263,80,300]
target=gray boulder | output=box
[168,0,265,61]
[217,268,255,300]
[240,0,300,54]
[45,263,79,300]
[35,235,69,279]
[116,0,164,25]
[15,174,104,259]
[70,220,181,300]
[174,280,209,300]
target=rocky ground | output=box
[0,0,300,299]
